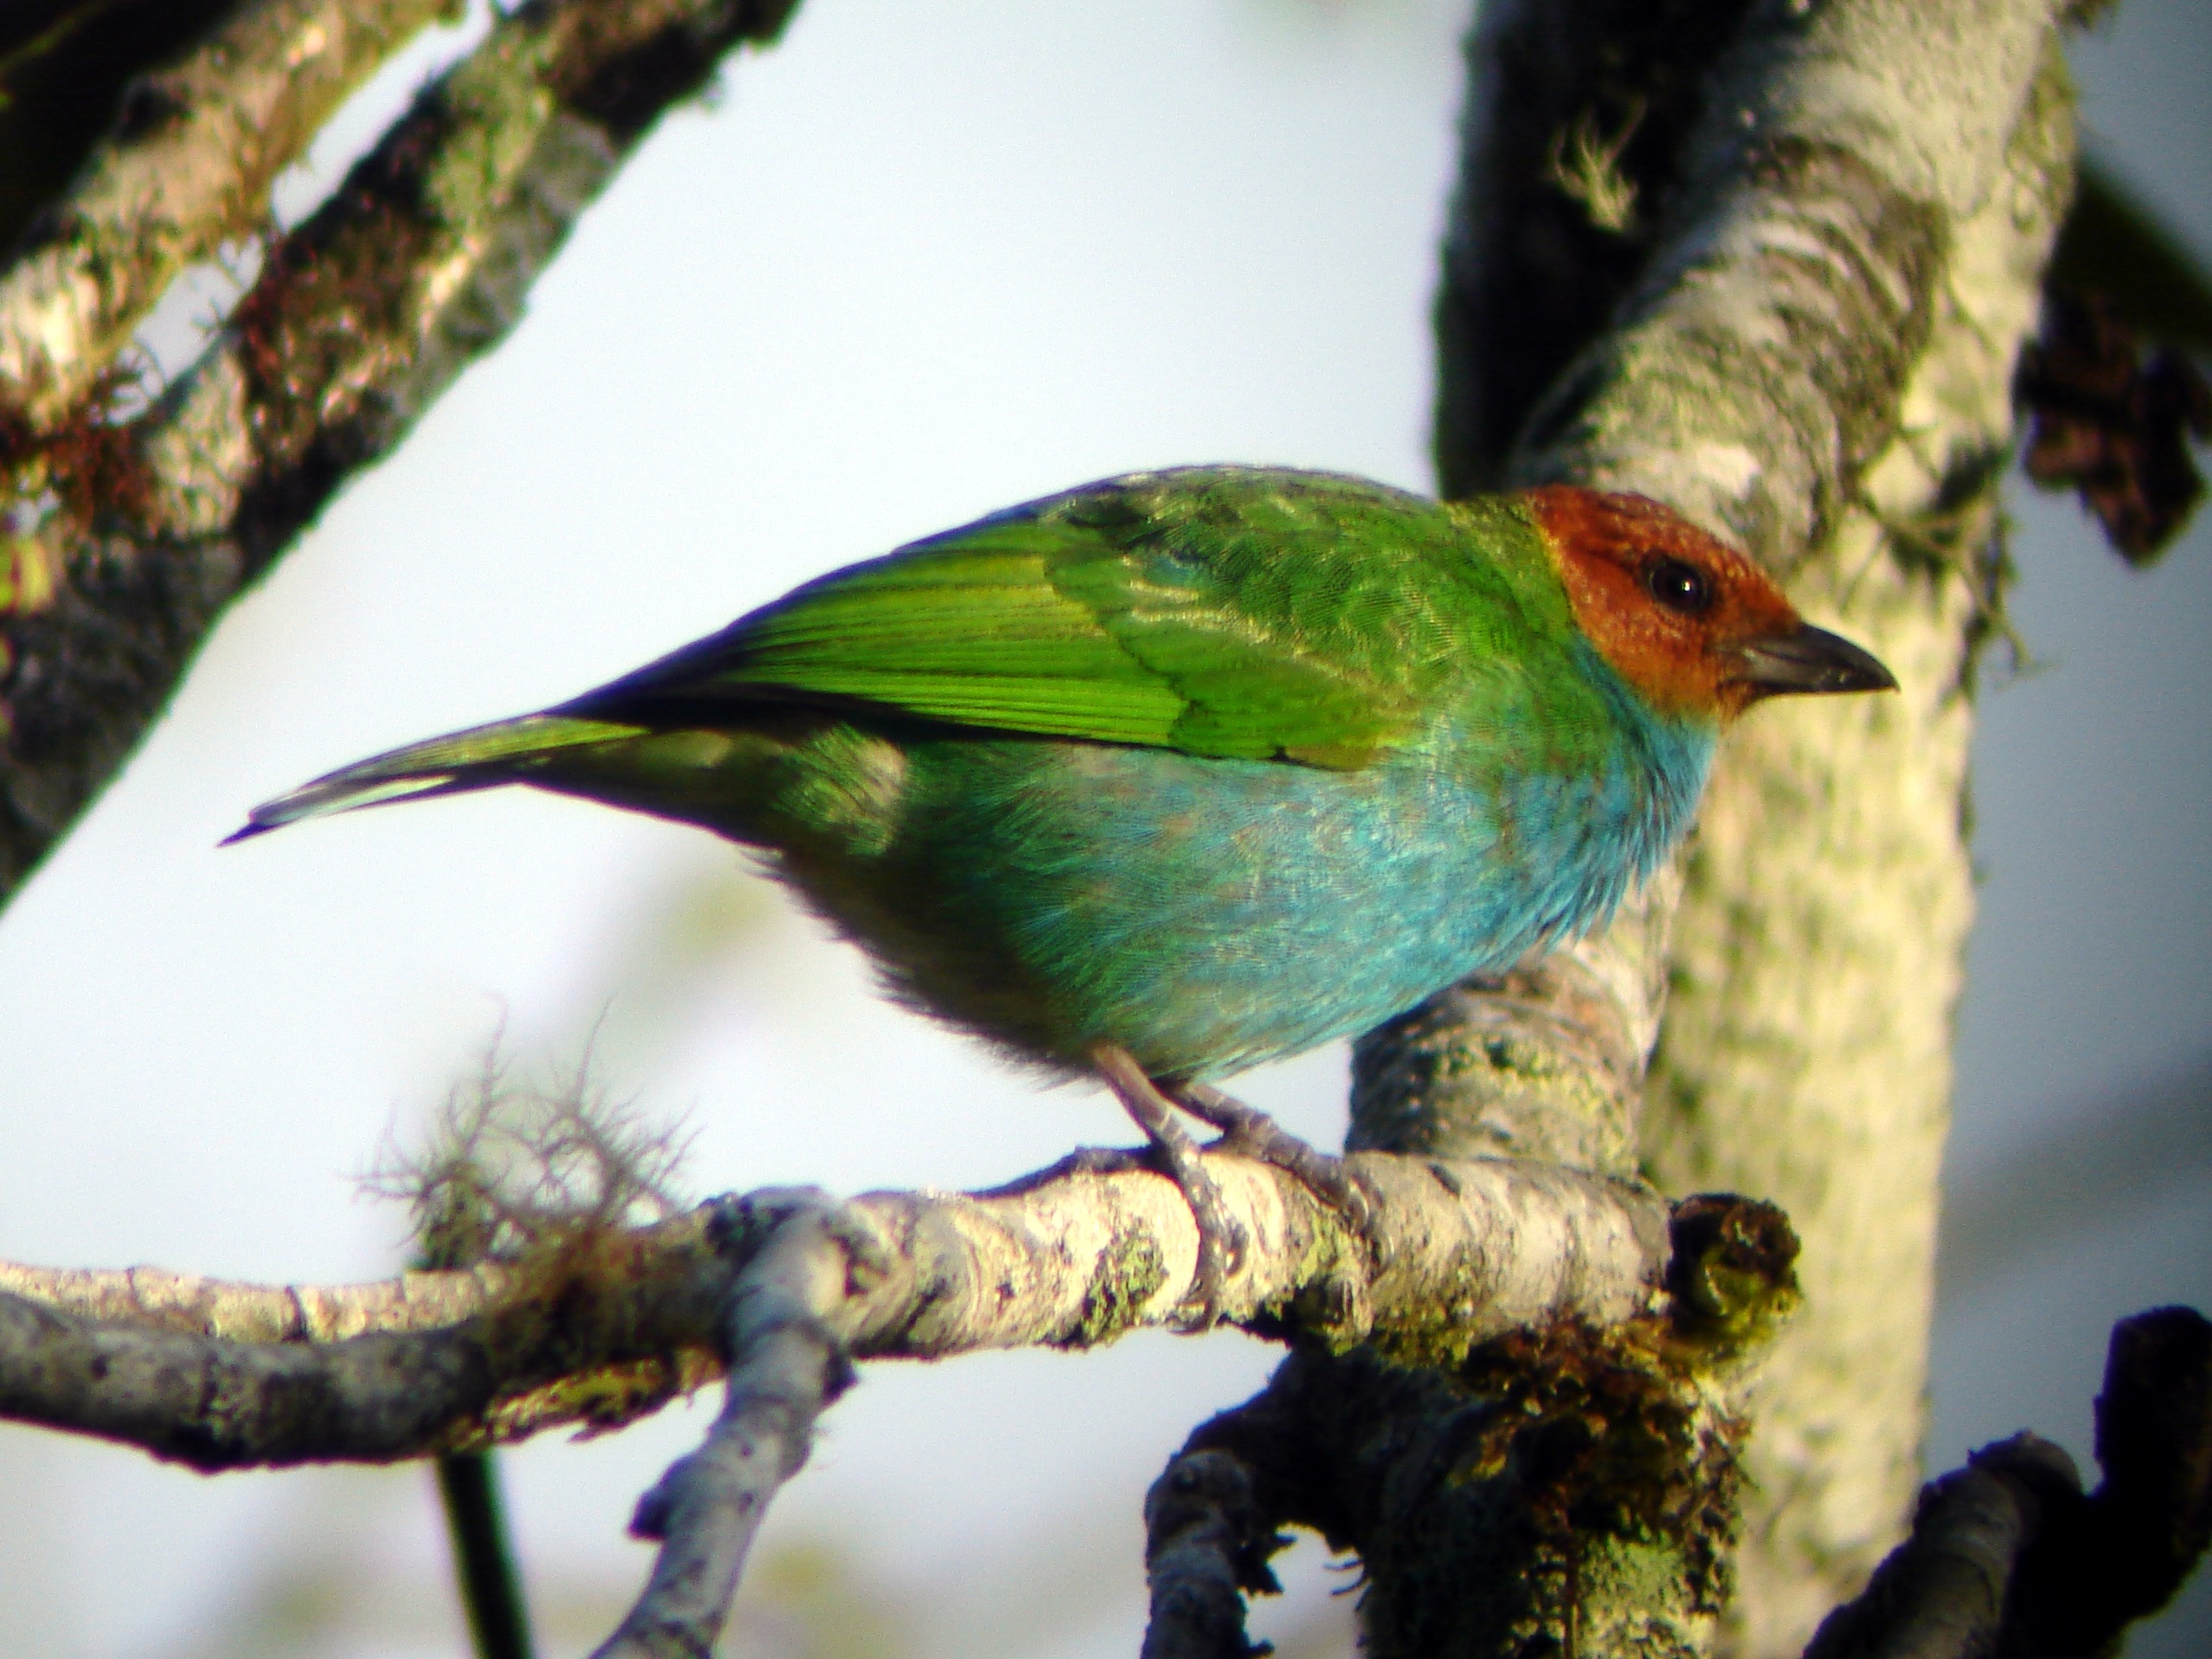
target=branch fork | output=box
[0,1144,1695,1648]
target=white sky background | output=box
[0,0,2204,1654]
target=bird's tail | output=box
[224,713,647,845]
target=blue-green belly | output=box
[764,726,1699,1081]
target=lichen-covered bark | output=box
[1145,1190,1806,1659]
[0,0,456,429]
[1433,0,1764,497]
[1640,38,2076,1654]
[1243,1332,1750,1659]
[0,1148,1675,1462]
[0,0,800,902]
[1311,0,2075,1653]
[0,0,246,260]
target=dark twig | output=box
[421,1176,539,1659]
[1141,1447,1286,1659]
[437,1451,537,1659]
[1801,1434,2057,1659]
[2005,1304,2212,1657]
[1802,1306,2212,1659]
[2017,290,2212,563]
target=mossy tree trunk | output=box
[1406,0,2076,1651]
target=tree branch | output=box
[0,1148,1678,1465]
[0,0,455,430]
[1802,1307,2212,1659]
[0,1150,1715,1656]
[1141,1446,1282,1659]
[0,0,250,259]
[1392,0,2068,1249]
[1802,1437,2056,1659]
[1637,25,2078,1649]
[1139,1190,1802,1659]
[0,0,800,901]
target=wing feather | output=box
[568,469,1525,768]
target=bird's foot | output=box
[1091,1046,1247,1327]
[1171,1080,1379,1245]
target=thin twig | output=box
[421,1164,540,1659]
[437,1451,538,1659]
[591,1193,855,1659]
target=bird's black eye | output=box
[1645,556,1714,615]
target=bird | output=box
[231,466,1894,1308]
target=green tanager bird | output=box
[233,467,1893,1297]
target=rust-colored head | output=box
[1524,486,1895,721]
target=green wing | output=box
[570,468,1542,770]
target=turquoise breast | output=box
[775,677,1714,1082]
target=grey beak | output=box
[1733,623,1898,698]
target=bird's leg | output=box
[1091,1044,1246,1323]
[1170,1080,1377,1238]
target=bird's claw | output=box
[1090,1045,1253,1327]
[1172,1079,1381,1248]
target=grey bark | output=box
[0,0,455,428]
[594,1199,855,1659]
[1367,0,2076,1650]
[0,0,798,898]
[0,1149,1678,1460]
[1629,33,2077,1657]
